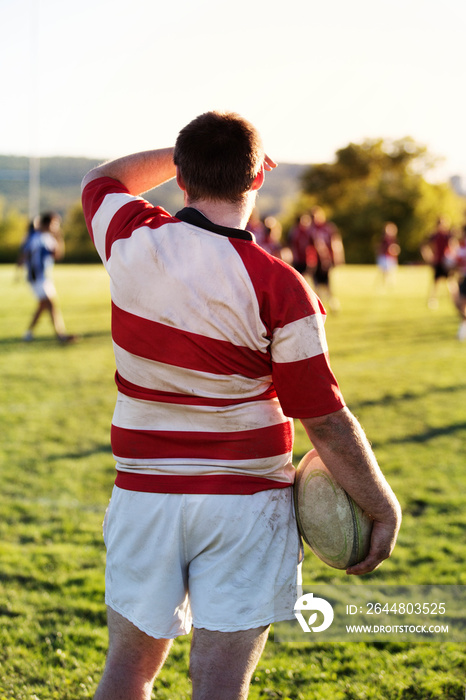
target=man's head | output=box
[38,212,61,234]
[174,111,265,204]
[311,206,326,226]
[384,222,398,239]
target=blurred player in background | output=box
[452,225,466,340]
[308,206,345,311]
[247,213,287,260]
[17,212,75,343]
[287,213,313,275]
[245,208,268,248]
[421,216,455,308]
[376,222,400,287]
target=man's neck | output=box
[185,192,256,230]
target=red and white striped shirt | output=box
[82,177,345,494]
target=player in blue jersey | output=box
[18,212,75,342]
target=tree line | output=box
[0,138,464,264]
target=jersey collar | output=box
[175,207,253,241]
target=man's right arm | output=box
[300,407,401,576]
[81,147,176,196]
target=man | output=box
[453,225,466,340]
[376,222,401,286]
[308,206,345,311]
[81,111,401,700]
[18,212,74,342]
[287,212,313,274]
[421,216,455,308]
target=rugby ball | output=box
[294,449,373,569]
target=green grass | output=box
[1,264,465,699]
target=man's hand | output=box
[300,408,402,576]
[263,154,277,171]
[346,520,398,576]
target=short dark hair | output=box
[174,111,264,203]
[39,212,60,229]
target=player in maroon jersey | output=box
[452,225,466,339]
[421,216,455,308]
[287,213,314,274]
[309,206,345,311]
[376,222,400,286]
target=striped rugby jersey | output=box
[82,177,345,494]
[22,230,56,283]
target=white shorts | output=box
[103,486,302,639]
[30,278,56,301]
[377,255,397,273]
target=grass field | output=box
[0,263,465,699]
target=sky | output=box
[1,0,465,185]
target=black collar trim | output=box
[175,207,253,241]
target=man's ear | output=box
[251,166,265,192]
[176,167,186,192]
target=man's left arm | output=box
[51,231,65,261]
[300,407,402,575]
[81,147,176,196]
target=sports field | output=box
[0,263,465,699]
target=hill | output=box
[0,155,306,218]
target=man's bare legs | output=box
[24,296,74,342]
[190,626,270,700]
[93,608,172,700]
[93,607,269,700]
